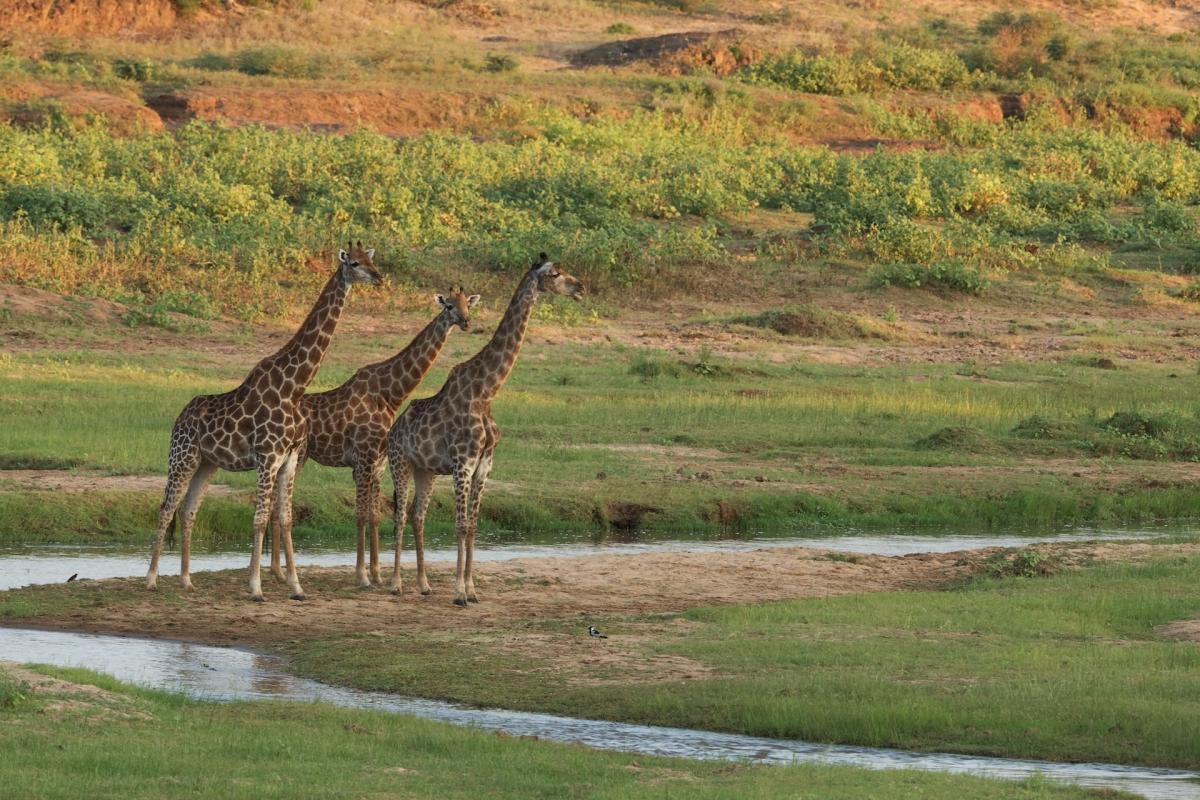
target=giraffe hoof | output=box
[390,588,402,596]
[453,597,468,607]
[467,595,480,604]
[420,589,432,597]
[251,595,266,603]
[290,593,306,602]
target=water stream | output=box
[1,627,1197,800]
[0,528,1176,591]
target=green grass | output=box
[0,665,1115,800]
[3,337,1200,545]
[283,557,1200,769]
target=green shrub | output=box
[983,548,1060,578]
[0,669,30,710]
[113,58,156,82]
[484,54,519,73]
[914,426,995,452]
[235,46,331,79]
[605,22,635,34]
[868,261,989,294]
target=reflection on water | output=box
[0,627,1196,800]
[0,528,1182,591]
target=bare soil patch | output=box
[144,87,496,136]
[0,470,237,497]
[1157,619,1200,643]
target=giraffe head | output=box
[533,253,585,301]
[337,241,382,285]
[436,286,481,331]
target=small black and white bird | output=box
[66,573,77,583]
[587,625,608,640]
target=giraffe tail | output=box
[165,511,178,549]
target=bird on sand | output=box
[587,625,608,639]
[66,573,77,582]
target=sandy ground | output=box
[5,542,1198,648]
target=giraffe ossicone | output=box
[146,242,381,602]
[387,254,585,604]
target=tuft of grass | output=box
[981,548,1061,578]
[914,426,995,453]
[731,305,891,340]
[0,668,31,710]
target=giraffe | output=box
[386,254,584,604]
[145,242,381,602]
[267,287,479,588]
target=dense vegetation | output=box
[2,107,1200,318]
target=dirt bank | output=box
[4,541,1197,647]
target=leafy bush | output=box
[235,46,331,79]
[605,22,635,34]
[484,54,519,73]
[731,305,890,339]
[742,43,968,94]
[0,669,30,710]
[983,548,1060,578]
[868,261,989,294]
[913,426,995,452]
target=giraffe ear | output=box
[365,248,375,260]
[435,294,449,308]
[337,249,349,264]
[467,294,481,308]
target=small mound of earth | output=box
[570,29,742,69]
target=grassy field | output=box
[0,663,1123,800]
[279,556,1200,769]
[4,312,1200,546]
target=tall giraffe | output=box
[386,254,584,604]
[146,242,381,602]
[268,287,479,588]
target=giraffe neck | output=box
[360,311,455,412]
[465,270,539,401]
[257,268,349,396]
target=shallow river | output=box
[1,627,1197,800]
[0,527,1176,591]
[3,527,1196,798]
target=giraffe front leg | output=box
[368,461,384,586]
[353,463,373,588]
[388,457,411,595]
[451,462,474,607]
[464,453,492,604]
[248,458,281,602]
[269,510,285,582]
[275,451,305,600]
[411,469,436,596]
[147,445,198,590]
[178,461,218,592]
